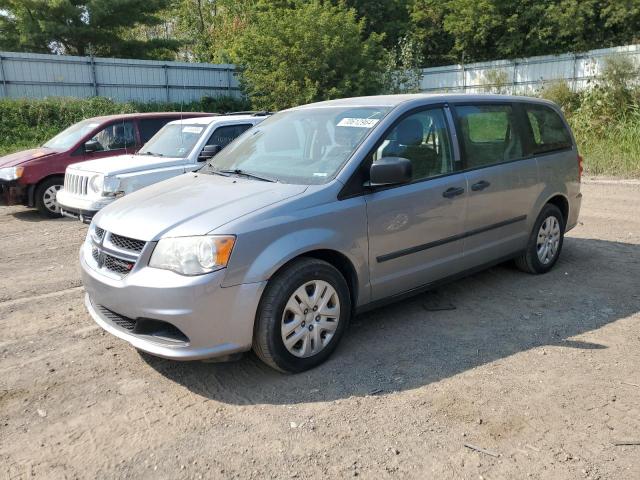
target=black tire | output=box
[515,203,565,274]
[253,257,351,373]
[35,177,64,218]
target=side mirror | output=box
[370,157,412,186]
[198,144,222,161]
[84,139,100,153]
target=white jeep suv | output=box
[57,113,267,223]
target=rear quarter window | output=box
[524,105,573,154]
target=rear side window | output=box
[456,104,524,168]
[206,124,252,147]
[140,118,172,144]
[524,105,573,154]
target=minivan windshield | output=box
[203,106,391,184]
[43,119,101,150]
[139,123,205,158]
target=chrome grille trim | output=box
[64,172,91,196]
[87,227,147,279]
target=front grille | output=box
[97,305,136,330]
[64,172,90,196]
[109,233,145,253]
[87,226,146,278]
[103,254,134,275]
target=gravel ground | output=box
[1,180,639,480]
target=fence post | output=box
[0,55,7,97]
[572,53,578,92]
[227,67,232,96]
[164,64,170,103]
[512,59,518,95]
[89,55,98,97]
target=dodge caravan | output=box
[81,94,582,373]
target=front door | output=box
[365,107,467,300]
[452,103,540,266]
[82,120,136,161]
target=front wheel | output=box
[515,203,565,274]
[35,177,64,218]
[253,258,351,373]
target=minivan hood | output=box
[95,173,308,240]
[69,154,185,176]
[0,147,59,168]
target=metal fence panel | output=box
[420,44,640,94]
[0,51,241,102]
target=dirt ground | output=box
[1,180,640,480]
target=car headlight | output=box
[0,166,24,181]
[89,175,104,194]
[149,235,236,275]
[102,176,120,194]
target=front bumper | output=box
[80,247,266,360]
[0,180,27,206]
[57,189,114,223]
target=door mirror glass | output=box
[370,157,412,186]
[84,139,100,153]
[199,144,222,161]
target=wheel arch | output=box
[265,249,359,315]
[30,173,65,205]
[545,194,569,225]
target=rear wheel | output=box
[253,258,351,373]
[35,177,63,218]
[515,203,564,274]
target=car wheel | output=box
[515,203,565,274]
[35,177,64,218]
[253,257,351,373]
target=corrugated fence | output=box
[420,44,640,94]
[0,51,241,102]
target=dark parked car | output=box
[0,112,209,217]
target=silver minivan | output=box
[81,94,582,372]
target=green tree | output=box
[409,0,455,66]
[0,0,179,59]
[331,0,412,49]
[229,1,386,110]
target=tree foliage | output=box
[228,1,386,110]
[0,0,179,58]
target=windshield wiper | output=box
[141,151,164,157]
[219,169,277,183]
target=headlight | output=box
[0,166,24,181]
[89,175,103,194]
[149,235,236,275]
[102,176,120,194]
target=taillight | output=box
[577,154,583,181]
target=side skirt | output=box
[355,251,524,315]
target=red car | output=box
[0,112,209,217]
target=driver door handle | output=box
[471,180,491,191]
[442,186,465,198]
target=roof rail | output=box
[224,110,272,116]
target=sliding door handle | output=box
[471,180,491,191]
[442,186,465,198]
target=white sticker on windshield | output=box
[182,126,203,134]
[313,172,328,177]
[337,118,379,128]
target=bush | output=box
[539,80,580,113]
[0,96,249,156]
